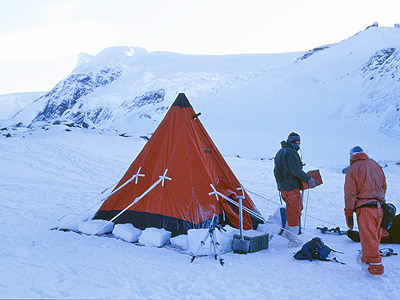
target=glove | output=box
[345,209,354,230]
[307,177,318,189]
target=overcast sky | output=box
[1,0,399,95]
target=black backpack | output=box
[381,203,396,230]
[294,237,344,264]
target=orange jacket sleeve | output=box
[344,168,357,210]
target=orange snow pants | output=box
[356,206,384,275]
[281,188,303,227]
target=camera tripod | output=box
[190,214,226,266]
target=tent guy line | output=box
[53,169,146,230]
[54,178,337,238]
[91,169,171,236]
[245,187,340,228]
[209,184,267,224]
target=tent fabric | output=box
[93,93,263,236]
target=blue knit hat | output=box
[350,146,364,157]
[287,132,301,143]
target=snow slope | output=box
[0,128,399,299]
[0,92,44,120]
[195,27,400,167]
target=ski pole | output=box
[303,189,310,231]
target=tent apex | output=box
[172,93,192,108]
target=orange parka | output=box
[344,152,387,211]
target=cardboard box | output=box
[301,169,323,190]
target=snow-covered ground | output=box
[1,127,399,299]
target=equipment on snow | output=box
[380,248,398,257]
[301,189,306,233]
[346,230,361,242]
[231,187,269,253]
[317,226,347,235]
[232,189,250,254]
[347,205,399,244]
[190,214,225,266]
[381,203,396,230]
[278,205,287,235]
[233,232,269,253]
[347,224,400,244]
[293,237,345,264]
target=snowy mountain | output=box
[0,92,45,120]
[3,46,297,130]
[1,26,400,166]
[294,27,400,139]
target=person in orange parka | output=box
[344,146,387,276]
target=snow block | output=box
[257,223,274,234]
[113,223,142,243]
[138,227,172,247]
[217,225,237,252]
[170,234,189,250]
[267,205,287,234]
[271,205,286,222]
[188,226,236,256]
[58,216,90,232]
[78,219,114,235]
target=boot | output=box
[281,223,290,239]
[356,251,368,271]
[287,226,302,248]
[367,263,384,276]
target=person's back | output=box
[345,152,386,210]
[344,146,386,276]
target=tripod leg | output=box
[191,231,210,263]
[211,232,224,266]
[211,233,218,260]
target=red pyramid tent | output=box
[93,93,263,235]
